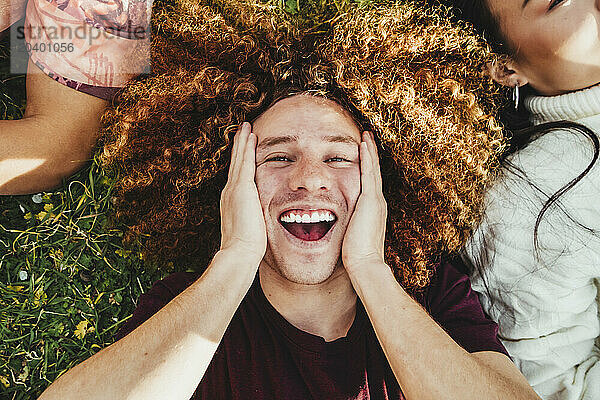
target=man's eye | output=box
[326,157,350,163]
[548,0,564,11]
[266,156,292,162]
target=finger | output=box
[234,122,252,175]
[366,131,383,192]
[359,137,376,195]
[364,133,387,246]
[229,122,251,181]
[227,125,242,181]
[239,129,258,183]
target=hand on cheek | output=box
[219,122,268,265]
[341,131,388,272]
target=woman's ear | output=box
[486,58,529,88]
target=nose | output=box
[287,158,329,193]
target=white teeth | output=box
[280,210,336,224]
[309,212,320,223]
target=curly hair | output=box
[100,0,505,292]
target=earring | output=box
[512,84,520,110]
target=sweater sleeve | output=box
[464,128,600,400]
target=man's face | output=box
[253,94,362,284]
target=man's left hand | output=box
[341,131,388,271]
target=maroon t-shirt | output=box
[115,262,507,399]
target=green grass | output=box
[0,33,25,121]
[0,32,165,399]
[0,160,167,399]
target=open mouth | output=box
[279,209,337,242]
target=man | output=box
[38,93,541,400]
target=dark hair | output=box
[427,0,600,263]
[430,0,509,54]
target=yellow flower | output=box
[33,287,47,306]
[74,320,89,339]
[0,375,10,388]
[115,249,131,258]
[74,320,95,339]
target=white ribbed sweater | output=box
[465,84,600,400]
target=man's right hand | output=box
[219,122,267,265]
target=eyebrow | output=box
[323,135,360,146]
[522,0,531,8]
[256,135,299,151]
[256,134,359,151]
